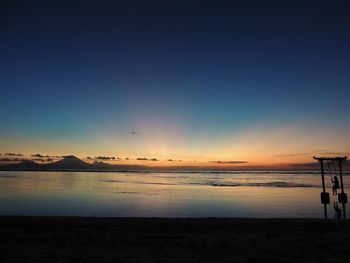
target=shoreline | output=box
[1,169,347,173]
[2,216,350,262]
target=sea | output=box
[1,170,349,218]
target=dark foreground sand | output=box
[1,217,350,263]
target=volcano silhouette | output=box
[43,155,92,170]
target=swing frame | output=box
[313,156,347,219]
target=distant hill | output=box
[0,155,147,171]
[3,159,43,170]
[43,155,92,170]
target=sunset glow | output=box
[1,1,349,169]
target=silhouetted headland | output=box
[1,155,349,172]
[0,155,148,171]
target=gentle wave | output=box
[108,170,350,175]
[0,175,18,179]
[101,179,316,188]
[208,181,316,188]
[99,180,125,183]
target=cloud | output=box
[131,131,137,135]
[31,153,44,158]
[136,157,159,161]
[167,159,174,162]
[209,160,248,164]
[5,153,23,156]
[32,158,45,162]
[0,158,22,162]
[94,156,116,160]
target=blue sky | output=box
[1,0,349,164]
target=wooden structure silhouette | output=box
[313,156,347,219]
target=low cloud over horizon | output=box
[4,153,23,156]
[0,158,24,162]
[93,156,116,160]
[31,154,45,158]
[209,160,248,164]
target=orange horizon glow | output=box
[1,118,349,168]
[1,152,348,171]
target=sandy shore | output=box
[1,217,350,262]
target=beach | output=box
[1,216,350,262]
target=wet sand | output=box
[1,217,350,262]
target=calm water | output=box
[0,171,349,218]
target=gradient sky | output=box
[1,0,349,166]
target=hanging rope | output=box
[327,160,336,189]
[333,160,337,175]
[327,160,333,178]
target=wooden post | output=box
[338,159,345,195]
[338,159,346,219]
[321,160,326,193]
[320,160,327,219]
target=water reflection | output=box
[0,171,349,218]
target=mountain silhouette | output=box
[4,159,42,170]
[0,155,147,171]
[43,155,92,170]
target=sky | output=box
[1,0,349,167]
